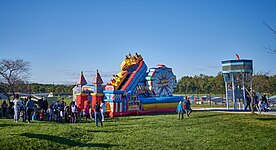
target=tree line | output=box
[0,82,75,95]
[174,73,224,96]
[22,83,75,94]
[174,73,276,96]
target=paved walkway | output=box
[193,107,276,115]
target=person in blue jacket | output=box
[176,101,184,120]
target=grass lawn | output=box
[0,112,275,149]
[60,97,73,105]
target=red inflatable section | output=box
[76,94,89,111]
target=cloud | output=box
[207,65,219,69]
[195,68,205,71]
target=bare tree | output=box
[0,58,30,99]
[263,21,276,54]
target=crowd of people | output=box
[1,93,272,123]
[0,94,106,126]
[245,92,270,113]
[176,96,192,120]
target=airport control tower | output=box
[222,58,253,110]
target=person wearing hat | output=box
[176,101,184,120]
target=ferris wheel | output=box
[146,64,177,97]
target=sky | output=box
[1,0,276,85]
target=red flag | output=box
[235,54,240,60]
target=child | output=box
[176,101,183,120]
[46,106,53,122]
[32,111,37,121]
[20,108,25,122]
[89,107,94,121]
[59,108,64,123]
[40,110,44,121]
[79,109,84,123]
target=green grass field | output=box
[0,112,275,149]
[61,97,73,105]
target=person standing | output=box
[253,92,259,111]
[1,100,8,118]
[64,105,70,123]
[262,94,268,111]
[22,98,27,122]
[61,98,66,106]
[59,100,65,123]
[176,101,183,120]
[39,109,44,121]
[94,101,102,126]
[13,94,23,123]
[262,94,267,103]
[8,102,14,119]
[100,101,106,121]
[38,98,44,110]
[42,98,48,112]
[25,96,34,123]
[53,101,60,122]
[258,99,263,114]
[244,93,251,111]
[46,105,53,122]
[89,106,94,121]
[71,101,78,123]
[84,101,90,122]
[184,96,192,118]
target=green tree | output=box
[39,86,46,93]
[32,85,40,93]
[252,73,269,94]
[55,86,63,94]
